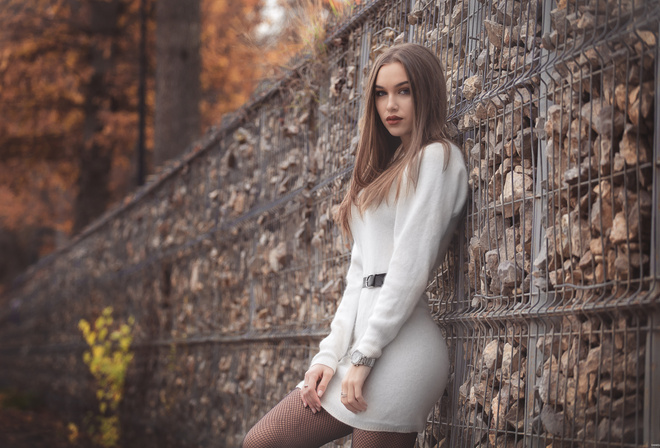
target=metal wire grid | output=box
[248,186,350,334]
[256,93,309,204]
[421,242,463,448]
[0,1,658,447]
[432,1,659,447]
[422,312,653,448]
[119,341,325,448]
[540,17,658,310]
[325,0,384,41]
[322,32,364,180]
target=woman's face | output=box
[374,62,414,148]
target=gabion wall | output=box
[1,1,658,447]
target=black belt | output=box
[363,273,386,288]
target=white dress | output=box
[297,142,468,433]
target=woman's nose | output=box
[387,96,398,111]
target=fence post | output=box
[645,18,660,447]
[524,0,556,446]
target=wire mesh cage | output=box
[0,0,657,447]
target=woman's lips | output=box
[386,116,402,125]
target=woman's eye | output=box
[399,88,410,95]
[375,91,386,97]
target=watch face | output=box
[351,351,363,364]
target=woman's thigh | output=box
[242,389,352,448]
[352,429,417,448]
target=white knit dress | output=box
[297,142,468,433]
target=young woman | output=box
[243,43,468,448]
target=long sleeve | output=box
[354,142,468,359]
[310,241,364,372]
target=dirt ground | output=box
[0,391,77,448]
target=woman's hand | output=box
[301,364,334,413]
[340,365,371,413]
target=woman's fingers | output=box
[340,365,370,413]
[341,381,367,413]
[340,389,357,413]
[301,371,320,412]
[300,389,310,408]
[349,383,367,412]
[316,369,332,399]
[301,365,333,414]
[353,384,368,412]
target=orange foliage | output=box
[1,0,364,287]
[200,0,264,127]
[255,0,361,76]
[0,1,88,239]
[0,0,269,264]
[0,0,154,280]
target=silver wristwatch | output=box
[351,350,375,368]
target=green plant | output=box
[0,388,42,411]
[78,307,135,447]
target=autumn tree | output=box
[0,0,272,293]
[0,0,155,290]
[153,0,201,166]
[73,0,122,233]
[199,0,265,128]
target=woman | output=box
[243,43,468,448]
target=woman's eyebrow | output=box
[374,81,410,89]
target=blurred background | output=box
[0,0,345,295]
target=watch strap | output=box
[351,350,375,368]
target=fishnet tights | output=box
[242,389,417,448]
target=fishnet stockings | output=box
[242,389,417,448]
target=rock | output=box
[590,198,613,235]
[501,342,520,377]
[408,0,424,24]
[620,123,652,165]
[568,210,591,258]
[563,165,590,185]
[451,1,468,26]
[486,249,500,275]
[627,82,654,127]
[533,242,548,270]
[498,260,523,287]
[505,370,525,400]
[560,337,587,375]
[582,343,610,375]
[540,405,566,436]
[498,171,533,217]
[484,20,504,49]
[539,357,564,405]
[476,49,488,70]
[491,383,513,429]
[512,127,537,159]
[580,102,625,138]
[462,75,482,100]
[550,7,568,35]
[268,242,287,272]
[546,104,570,136]
[483,339,501,371]
[329,69,346,97]
[610,209,637,244]
[469,379,494,409]
[505,402,525,430]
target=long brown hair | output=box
[337,43,452,236]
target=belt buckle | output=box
[364,275,375,289]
